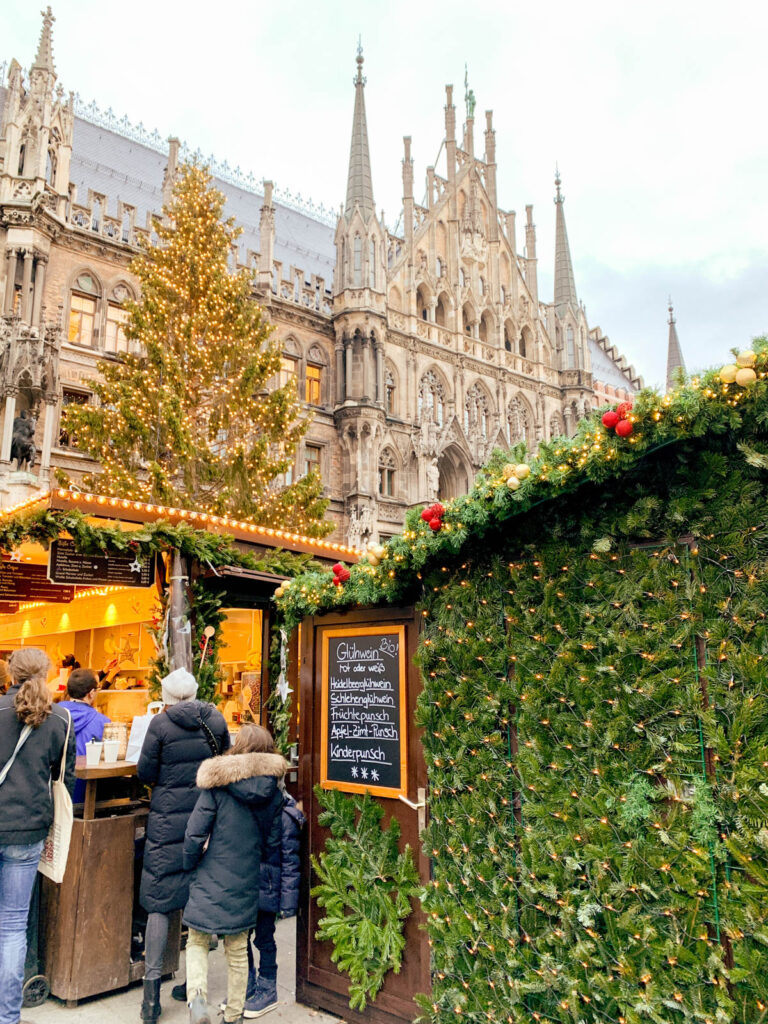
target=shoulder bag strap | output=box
[0,723,33,787]
[200,717,220,758]
[56,708,72,780]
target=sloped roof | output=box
[0,86,336,285]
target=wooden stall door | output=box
[296,607,430,1024]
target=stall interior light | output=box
[48,488,362,558]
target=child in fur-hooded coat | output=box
[182,726,287,1022]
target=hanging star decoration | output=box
[277,676,293,702]
[9,550,22,562]
[117,635,139,666]
[128,556,143,573]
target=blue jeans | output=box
[0,841,44,1024]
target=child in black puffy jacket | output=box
[183,725,286,1024]
[242,784,305,1019]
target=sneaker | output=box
[243,978,278,1019]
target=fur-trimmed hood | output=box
[196,752,288,790]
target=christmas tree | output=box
[59,163,331,537]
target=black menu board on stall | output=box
[321,625,407,799]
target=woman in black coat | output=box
[136,668,229,1023]
[182,725,286,1024]
[0,647,76,1024]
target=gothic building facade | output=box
[0,11,641,546]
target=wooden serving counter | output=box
[42,758,180,1006]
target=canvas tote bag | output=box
[38,708,73,883]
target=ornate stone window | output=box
[68,272,101,347]
[105,284,134,355]
[418,370,445,428]
[369,239,376,288]
[353,236,362,287]
[566,325,576,368]
[378,447,396,497]
[507,396,532,444]
[465,381,491,438]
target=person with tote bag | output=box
[0,647,76,1024]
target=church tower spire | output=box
[344,40,375,222]
[33,6,56,75]
[665,299,686,391]
[553,167,578,315]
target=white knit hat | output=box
[161,667,198,706]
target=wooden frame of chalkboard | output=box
[320,624,408,800]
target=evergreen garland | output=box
[311,787,420,1011]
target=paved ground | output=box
[23,918,343,1024]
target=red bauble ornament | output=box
[331,562,343,576]
[429,518,442,532]
[332,578,342,587]
[431,503,445,518]
[337,567,351,582]
[615,418,633,437]
[616,402,633,419]
[602,410,620,429]
[420,508,433,522]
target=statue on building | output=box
[10,409,36,471]
[358,504,374,545]
[347,505,362,550]
[426,456,440,501]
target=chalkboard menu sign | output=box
[321,625,407,799]
[0,562,74,603]
[48,538,154,588]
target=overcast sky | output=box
[4,0,765,389]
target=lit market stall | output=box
[0,487,358,1006]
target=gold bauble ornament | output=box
[737,350,757,368]
[719,364,738,383]
[506,475,521,490]
[502,464,516,480]
[735,367,757,386]
[515,463,531,480]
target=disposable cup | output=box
[102,739,120,763]
[85,741,103,767]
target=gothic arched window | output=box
[507,396,532,444]
[378,447,397,497]
[353,236,362,287]
[465,382,491,438]
[566,325,576,368]
[418,371,445,428]
[369,239,376,288]
[68,272,102,348]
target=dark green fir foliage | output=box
[414,443,768,1024]
[311,787,420,1011]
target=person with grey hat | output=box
[137,668,229,1023]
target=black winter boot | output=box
[172,980,187,1002]
[141,977,162,1022]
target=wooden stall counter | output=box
[42,757,180,1005]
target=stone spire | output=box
[33,7,56,74]
[666,299,686,391]
[553,166,578,315]
[344,40,375,222]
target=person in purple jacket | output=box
[58,668,110,804]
